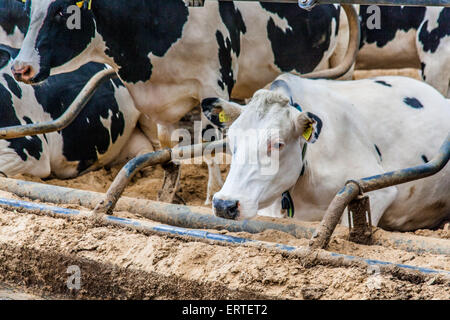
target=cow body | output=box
[12,0,347,202]
[203,74,449,231]
[0,0,26,47]
[13,1,342,120]
[355,5,450,97]
[0,46,151,178]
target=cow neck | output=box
[281,142,307,218]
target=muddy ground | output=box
[0,68,449,300]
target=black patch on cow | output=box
[306,112,322,140]
[420,62,426,81]
[0,44,19,69]
[418,8,450,53]
[403,97,424,109]
[374,80,392,87]
[0,50,10,70]
[260,4,339,74]
[202,124,217,142]
[270,79,292,96]
[32,63,125,173]
[3,74,21,98]
[218,2,246,57]
[421,154,429,163]
[0,81,42,161]
[374,144,382,161]
[31,1,96,82]
[216,30,235,96]
[0,0,30,36]
[91,0,188,83]
[359,6,426,48]
[201,97,224,129]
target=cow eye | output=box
[273,142,284,150]
[54,9,67,23]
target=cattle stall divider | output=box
[0,0,448,286]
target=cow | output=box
[0,0,27,47]
[348,5,450,97]
[10,0,359,204]
[0,44,153,179]
[201,73,450,231]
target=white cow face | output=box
[202,89,317,220]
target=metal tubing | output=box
[0,197,448,282]
[0,177,448,256]
[92,139,228,215]
[310,133,450,249]
[211,0,450,7]
[0,68,117,140]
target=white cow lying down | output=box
[201,73,450,231]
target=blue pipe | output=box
[0,197,448,280]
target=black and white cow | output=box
[0,0,27,47]
[0,45,153,178]
[354,5,450,97]
[10,0,357,203]
[202,74,450,231]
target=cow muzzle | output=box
[213,198,239,220]
[11,63,35,84]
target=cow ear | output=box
[201,97,243,129]
[294,112,319,144]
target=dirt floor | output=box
[0,68,449,300]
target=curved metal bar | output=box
[1,197,449,282]
[0,68,117,140]
[310,133,450,249]
[92,139,228,215]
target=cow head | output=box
[11,0,95,84]
[202,90,318,220]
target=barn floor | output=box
[1,68,449,300]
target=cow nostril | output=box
[22,66,31,77]
[12,65,34,81]
[213,198,239,220]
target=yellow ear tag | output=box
[302,124,313,141]
[76,0,92,9]
[219,110,230,123]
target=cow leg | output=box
[156,123,184,204]
[204,155,223,205]
[419,57,450,98]
[417,18,450,98]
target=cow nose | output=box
[12,64,34,83]
[213,198,239,220]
